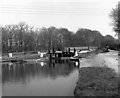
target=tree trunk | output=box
[9,38,12,53]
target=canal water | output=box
[2,61,79,96]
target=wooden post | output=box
[74,48,76,55]
[48,49,50,54]
[68,48,70,57]
[53,48,55,54]
[68,48,70,53]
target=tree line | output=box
[1,1,120,53]
[2,22,118,53]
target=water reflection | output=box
[2,61,79,84]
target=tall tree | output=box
[39,27,48,50]
[110,1,120,35]
[58,28,74,47]
[5,25,16,53]
[16,22,29,52]
[2,27,9,53]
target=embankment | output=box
[74,50,119,96]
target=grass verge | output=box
[74,66,119,96]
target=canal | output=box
[2,61,79,96]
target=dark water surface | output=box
[2,61,79,96]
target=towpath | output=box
[80,50,119,74]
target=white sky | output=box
[0,0,119,37]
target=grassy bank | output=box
[2,53,41,62]
[74,66,119,96]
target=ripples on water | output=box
[2,61,79,96]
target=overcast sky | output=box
[0,0,119,37]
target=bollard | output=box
[38,51,41,58]
[40,53,44,58]
[9,53,12,57]
[75,62,78,66]
[75,51,78,57]
[41,62,44,67]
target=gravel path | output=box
[80,50,119,74]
